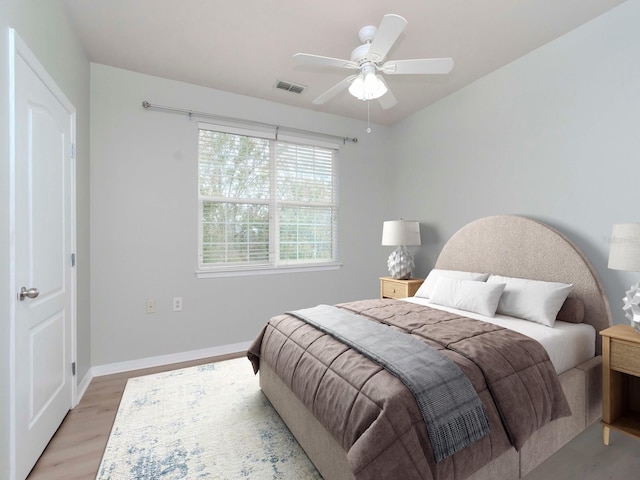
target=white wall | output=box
[390,1,639,324]
[90,64,393,366]
[0,1,90,478]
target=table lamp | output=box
[608,223,640,331]
[381,220,421,280]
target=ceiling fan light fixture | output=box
[370,73,388,99]
[349,72,387,101]
[348,74,365,99]
[363,71,380,95]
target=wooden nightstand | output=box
[601,324,640,445]
[380,277,424,299]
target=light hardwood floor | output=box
[26,353,242,480]
[26,352,640,480]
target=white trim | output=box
[196,262,342,278]
[8,29,17,480]
[69,116,78,409]
[13,33,75,112]
[91,341,252,377]
[75,369,93,404]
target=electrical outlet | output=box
[173,297,182,312]
[145,299,156,314]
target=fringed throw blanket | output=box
[248,299,570,480]
[288,304,490,462]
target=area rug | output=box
[96,358,323,479]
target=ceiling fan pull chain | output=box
[367,100,372,133]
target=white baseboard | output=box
[92,341,252,377]
[74,341,251,404]
[76,369,93,406]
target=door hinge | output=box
[70,143,76,159]
[72,362,76,376]
[71,253,76,267]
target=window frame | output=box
[196,122,341,278]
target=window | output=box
[197,123,339,275]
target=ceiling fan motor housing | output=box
[358,25,377,44]
[351,43,372,64]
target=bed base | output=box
[259,355,602,480]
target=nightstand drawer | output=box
[611,339,640,376]
[379,277,424,299]
[382,281,406,299]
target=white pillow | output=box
[430,277,506,317]
[414,269,490,299]
[486,274,574,327]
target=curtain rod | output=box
[141,101,358,144]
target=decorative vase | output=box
[622,282,640,332]
[387,245,415,280]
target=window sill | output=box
[195,262,343,278]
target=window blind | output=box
[198,123,338,272]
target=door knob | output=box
[19,287,39,301]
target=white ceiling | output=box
[63,0,626,126]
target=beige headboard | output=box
[434,215,612,355]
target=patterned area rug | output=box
[97,358,323,479]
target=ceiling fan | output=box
[293,14,454,109]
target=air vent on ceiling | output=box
[275,80,306,94]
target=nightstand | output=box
[601,324,640,445]
[380,277,424,299]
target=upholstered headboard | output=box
[434,215,612,355]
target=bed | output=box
[248,215,612,480]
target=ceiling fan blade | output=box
[377,78,397,110]
[313,75,358,105]
[367,14,407,63]
[382,58,454,75]
[293,53,358,70]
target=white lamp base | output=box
[623,282,640,332]
[387,245,415,280]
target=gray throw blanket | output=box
[288,304,490,462]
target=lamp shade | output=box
[381,220,421,246]
[608,223,640,271]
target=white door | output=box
[11,31,76,480]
